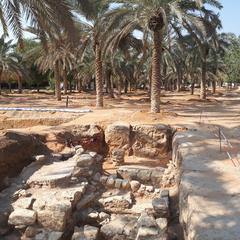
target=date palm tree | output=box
[70,0,111,107]
[0,0,77,46]
[0,37,25,94]
[182,1,222,99]
[105,0,222,111]
[35,41,80,101]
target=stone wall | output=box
[37,124,106,154]
[105,123,172,160]
[173,130,240,240]
[0,123,172,189]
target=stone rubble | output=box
[161,160,179,188]
[0,123,176,240]
[117,165,165,186]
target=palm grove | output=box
[0,0,238,113]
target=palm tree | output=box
[35,40,80,101]
[182,1,222,99]
[0,37,25,95]
[104,0,222,112]
[71,0,112,107]
[0,0,77,46]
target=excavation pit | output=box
[0,123,183,240]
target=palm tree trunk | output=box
[118,77,122,95]
[8,82,11,93]
[151,30,162,113]
[124,78,128,94]
[54,63,61,101]
[200,57,207,100]
[0,70,2,95]
[63,69,68,95]
[106,69,114,98]
[148,66,152,97]
[176,69,181,92]
[18,79,22,94]
[95,43,103,107]
[77,79,82,93]
[212,80,216,94]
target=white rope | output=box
[0,107,92,113]
[200,110,240,167]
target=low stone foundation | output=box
[173,130,240,240]
[0,122,176,240]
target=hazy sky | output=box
[0,0,239,40]
[220,0,240,35]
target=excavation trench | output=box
[0,123,183,240]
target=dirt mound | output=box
[0,131,48,189]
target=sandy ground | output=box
[1,89,240,239]
[1,88,240,156]
[1,88,240,129]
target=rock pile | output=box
[161,160,179,187]
[0,123,177,240]
[1,146,104,239]
[99,190,170,240]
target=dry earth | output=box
[1,88,240,240]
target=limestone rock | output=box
[88,151,97,158]
[75,145,85,155]
[72,226,99,240]
[115,179,123,189]
[72,167,92,178]
[84,225,99,240]
[95,154,103,162]
[152,197,169,218]
[132,124,172,159]
[117,165,165,186]
[130,180,141,192]
[156,218,168,231]
[146,186,154,192]
[62,149,76,159]
[74,154,94,168]
[33,229,63,240]
[136,212,161,240]
[106,177,115,188]
[24,226,37,238]
[12,197,34,210]
[99,192,132,211]
[112,149,125,166]
[137,212,158,229]
[121,180,130,190]
[99,212,110,221]
[101,215,137,239]
[32,185,86,231]
[48,232,63,240]
[27,159,76,188]
[37,207,70,232]
[105,123,131,153]
[76,193,97,210]
[8,209,36,226]
[88,211,99,220]
[136,227,159,240]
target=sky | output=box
[220,0,240,36]
[0,0,240,40]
